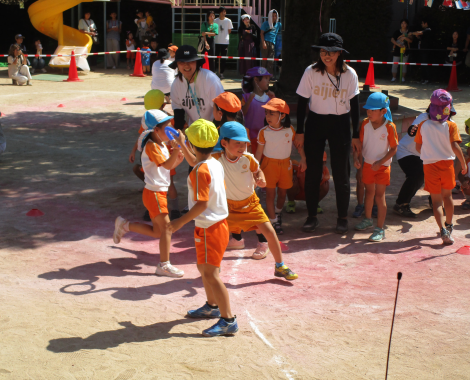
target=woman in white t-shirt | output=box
[8,44,32,85]
[79,11,98,67]
[170,45,224,131]
[151,49,175,102]
[295,33,360,234]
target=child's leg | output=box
[364,183,375,219]
[287,176,300,202]
[375,184,387,229]
[133,164,145,182]
[153,214,171,262]
[276,187,287,212]
[430,193,445,229]
[197,264,233,319]
[356,169,365,205]
[319,180,330,201]
[266,188,276,219]
[168,176,178,199]
[129,218,163,238]
[442,188,454,225]
[256,222,282,263]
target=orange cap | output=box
[213,92,242,113]
[261,98,290,114]
[168,45,178,52]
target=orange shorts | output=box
[423,160,455,194]
[261,157,293,189]
[227,192,270,234]
[126,51,135,59]
[362,162,391,186]
[194,219,229,267]
[292,160,329,201]
[142,188,168,219]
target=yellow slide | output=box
[28,0,93,70]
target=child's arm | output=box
[297,145,307,172]
[171,150,184,169]
[171,130,197,167]
[253,169,266,188]
[160,147,182,170]
[168,201,208,233]
[254,144,264,163]
[371,147,397,171]
[451,142,468,175]
[129,140,138,163]
[242,93,255,115]
[353,150,362,169]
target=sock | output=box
[275,206,283,214]
[269,216,278,224]
[232,233,242,241]
[257,233,267,243]
[206,302,219,309]
[123,221,130,232]
[222,317,235,323]
[445,222,453,227]
[275,261,284,268]
[168,197,179,211]
[159,261,169,267]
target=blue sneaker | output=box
[352,204,364,218]
[202,317,239,337]
[187,303,221,319]
[372,205,378,218]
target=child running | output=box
[414,89,467,244]
[168,119,238,337]
[212,121,298,280]
[241,66,275,155]
[113,111,185,277]
[255,98,305,235]
[354,93,398,242]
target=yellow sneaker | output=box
[274,265,298,281]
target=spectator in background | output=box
[150,39,159,67]
[446,31,463,65]
[463,26,470,67]
[146,11,157,39]
[8,44,32,85]
[391,19,412,83]
[141,38,151,74]
[151,48,174,103]
[106,11,121,69]
[168,44,178,61]
[135,10,147,44]
[260,10,282,75]
[410,18,433,84]
[238,14,258,75]
[214,6,233,79]
[13,34,30,66]
[201,10,218,73]
[31,39,46,74]
[79,11,98,67]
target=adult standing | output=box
[106,11,121,69]
[463,26,470,67]
[238,14,258,75]
[135,10,147,45]
[79,11,98,67]
[260,10,282,75]
[201,10,218,73]
[410,18,433,84]
[391,19,412,83]
[8,44,32,85]
[151,49,175,103]
[31,38,47,74]
[295,33,360,234]
[445,31,463,65]
[170,45,224,131]
[214,6,233,79]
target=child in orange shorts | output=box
[168,119,238,337]
[415,89,467,245]
[354,93,398,242]
[113,112,185,277]
[212,121,298,280]
[287,151,329,214]
[255,98,306,235]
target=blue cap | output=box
[363,92,393,123]
[214,121,250,151]
[142,110,174,130]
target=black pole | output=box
[385,272,402,380]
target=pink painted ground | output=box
[1,69,470,379]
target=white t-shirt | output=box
[141,141,171,192]
[296,65,360,115]
[188,158,229,228]
[7,56,21,77]
[79,18,96,33]
[214,17,233,45]
[212,152,260,201]
[396,113,428,160]
[359,119,399,166]
[171,68,224,126]
[257,125,296,160]
[151,60,175,94]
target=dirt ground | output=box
[1,66,470,380]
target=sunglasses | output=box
[320,51,339,57]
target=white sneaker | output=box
[226,237,245,250]
[155,262,184,277]
[41,68,47,73]
[391,77,396,82]
[220,73,225,79]
[113,216,128,244]
[401,77,405,82]
[252,242,269,260]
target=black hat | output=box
[157,48,170,60]
[169,45,204,69]
[311,33,349,54]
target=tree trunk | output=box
[277,0,331,95]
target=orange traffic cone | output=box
[446,61,462,92]
[64,51,83,82]
[362,57,379,89]
[203,52,210,70]
[130,48,146,77]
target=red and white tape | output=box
[199,55,282,61]
[344,59,452,67]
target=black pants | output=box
[203,37,216,73]
[304,111,351,218]
[215,44,228,74]
[396,155,424,205]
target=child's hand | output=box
[462,163,468,176]
[256,176,266,188]
[299,158,307,172]
[267,90,275,99]
[354,158,361,170]
[371,161,381,171]
[175,129,186,146]
[167,219,183,233]
[176,151,184,164]
[129,152,135,163]
[170,139,179,150]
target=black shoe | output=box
[302,216,319,232]
[335,218,348,234]
[445,222,454,234]
[170,209,181,221]
[272,220,283,235]
[143,210,151,221]
[393,203,417,218]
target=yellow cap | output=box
[465,118,470,130]
[186,119,219,148]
